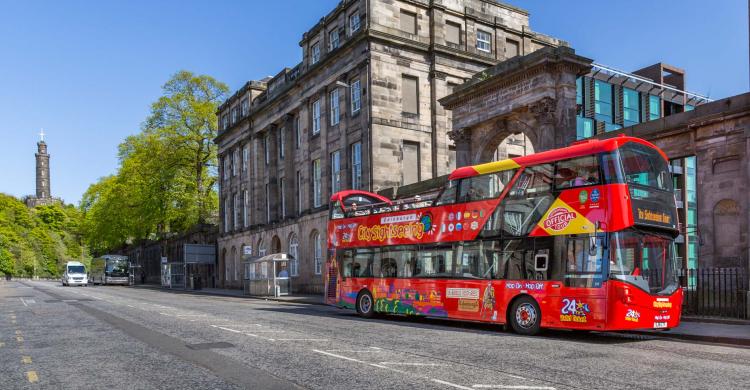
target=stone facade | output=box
[215,0,564,292]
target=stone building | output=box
[215,0,565,292]
[440,46,747,273]
[26,130,62,208]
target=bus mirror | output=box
[534,254,548,272]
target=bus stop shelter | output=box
[243,253,292,297]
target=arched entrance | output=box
[440,47,592,167]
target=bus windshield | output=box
[106,260,129,276]
[67,266,85,274]
[609,230,679,295]
[619,143,672,192]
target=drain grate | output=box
[185,342,235,350]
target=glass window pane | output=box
[555,156,600,189]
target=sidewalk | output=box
[627,319,750,346]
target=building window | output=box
[576,117,594,140]
[231,107,238,124]
[351,142,362,190]
[296,170,302,213]
[312,159,322,207]
[295,116,302,148]
[576,77,583,107]
[234,249,240,281]
[280,178,286,218]
[252,140,258,176]
[222,114,229,130]
[289,234,299,276]
[265,184,270,223]
[279,128,285,160]
[446,22,461,45]
[649,95,661,120]
[240,98,248,117]
[402,141,420,185]
[331,150,341,193]
[311,42,320,64]
[232,149,239,176]
[312,99,321,135]
[264,135,270,165]
[223,156,230,181]
[223,196,230,232]
[330,89,340,126]
[476,30,491,52]
[400,10,416,35]
[329,29,340,51]
[234,193,240,229]
[594,80,613,125]
[243,189,249,227]
[242,145,249,173]
[349,13,361,34]
[402,75,418,114]
[313,231,322,275]
[623,88,641,127]
[505,38,519,58]
[350,80,361,113]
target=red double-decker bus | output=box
[324,136,682,335]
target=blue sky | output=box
[0,0,747,205]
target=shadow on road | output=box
[253,305,651,346]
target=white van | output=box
[62,261,88,287]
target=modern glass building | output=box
[575,63,710,141]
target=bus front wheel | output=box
[356,290,375,318]
[510,296,541,336]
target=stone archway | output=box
[440,47,593,167]
[271,235,281,254]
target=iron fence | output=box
[679,268,748,319]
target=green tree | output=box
[81,71,228,252]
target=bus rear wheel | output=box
[356,290,375,318]
[510,296,541,336]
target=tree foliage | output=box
[0,193,86,277]
[81,71,228,252]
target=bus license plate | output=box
[654,322,667,329]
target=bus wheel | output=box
[510,296,541,336]
[356,290,375,318]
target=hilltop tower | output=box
[26,129,61,207]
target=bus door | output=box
[495,238,557,324]
[554,234,607,330]
[443,241,497,321]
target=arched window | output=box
[229,247,237,282]
[222,248,228,283]
[312,231,323,275]
[258,238,266,256]
[288,234,299,277]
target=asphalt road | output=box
[1,280,748,390]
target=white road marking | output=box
[211,325,242,333]
[269,338,328,342]
[379,362,447,367]
[433,379,474,390]
[159,313,174,317]
[472,386,556,390]
[175,314,207,317]
[126,305,135,308]
[20,298,28,307]
[313,349,364,363]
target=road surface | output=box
[1,279,748,389]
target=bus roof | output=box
[448,136,666,181]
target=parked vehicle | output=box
[62,261,88,287]
[90,255,130,285]
[325,136,682,335]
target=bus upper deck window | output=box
[555,156,600,189]
[435,180,457,205]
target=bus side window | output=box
[338,250,354,278]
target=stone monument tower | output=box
[26,129,60,207]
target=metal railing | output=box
[680,268,748,319]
